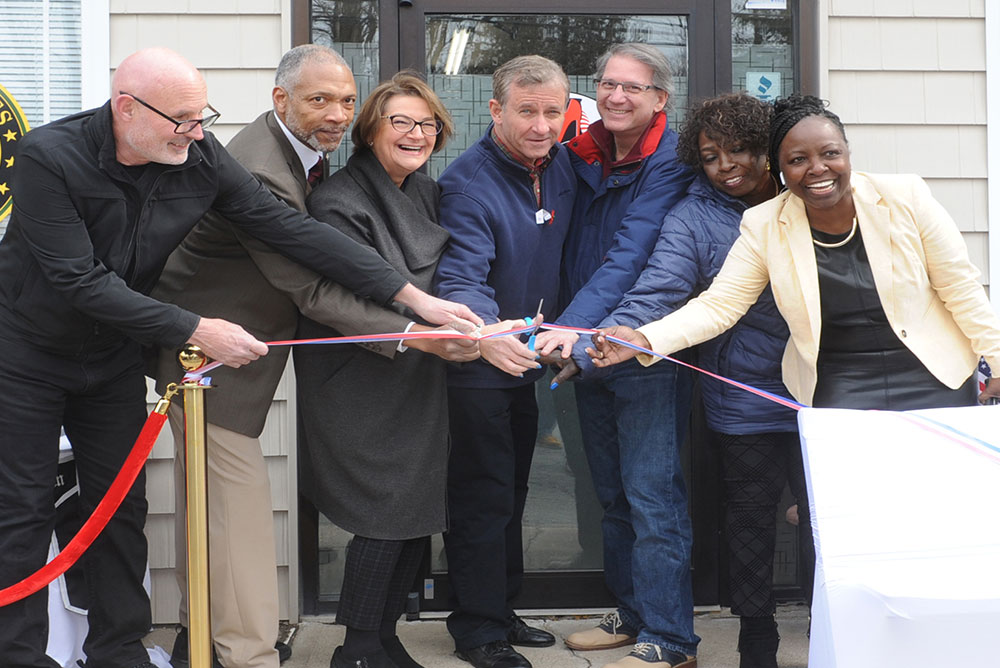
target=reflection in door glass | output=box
[311,0,382,604]
[731,0,796,100]
[431,369,605,576]
[312,0,380,171]
[425,14,688,178]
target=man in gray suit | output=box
[152,45,474,668]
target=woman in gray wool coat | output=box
[296,72,479,668]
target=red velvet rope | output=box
[0,410,168,607]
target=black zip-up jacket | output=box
[0,103,405,355]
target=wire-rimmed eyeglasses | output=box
[382,114,443,136]
[120,91,221,134]
[594,79,660,96]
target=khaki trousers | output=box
[170,406,280,668]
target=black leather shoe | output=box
[506,615,555,648]
[330,645,398,668]
[170,627,222,668]
[171,626,291,667]
[456,640,532,668]
[276,640,292,663]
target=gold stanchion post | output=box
[178,345,213,668]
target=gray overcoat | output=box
[296,149,452,539]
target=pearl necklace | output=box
[812,216,858,249]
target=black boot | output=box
[170,627,223,668]
[738,616,779,668]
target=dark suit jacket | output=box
[152,111,410,437]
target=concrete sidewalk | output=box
[146,604,810,668]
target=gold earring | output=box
[765,158,771,172]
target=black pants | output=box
[443,384,538,651]
[0,337,151,668]
[337,535,427,631]
[719,430,814,617]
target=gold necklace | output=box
[812,216,858,249]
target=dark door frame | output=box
[293,0,820,95]
[393,0,728,100]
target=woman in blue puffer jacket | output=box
[600,93,810,668]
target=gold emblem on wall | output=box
[0,84,31,220]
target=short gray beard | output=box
[283,105,343,153]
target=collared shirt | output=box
[585,113,664,179]
[275,114,324,180]
[491,128,554,208]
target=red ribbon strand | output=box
[0,411,168,607]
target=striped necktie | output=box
[307,158,324,186]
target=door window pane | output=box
[310,0,382,604]
[730,1,805,592]
[311,0,380,172]
[425,14,688,178]
[731,0,796,101]
[423,14,689,582]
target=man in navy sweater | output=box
[434,55,577,668]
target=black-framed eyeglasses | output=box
[594,79,660,96]
[120,91,221,134]
[381,114,443,136]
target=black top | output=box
[811,226,975,409]
[814,226,907,356]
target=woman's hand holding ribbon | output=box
[587,325,650,367]
[394,283,484,329]
[405,321,481,362]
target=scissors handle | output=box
[525,317,538,352]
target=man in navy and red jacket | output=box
[536,43,696,668]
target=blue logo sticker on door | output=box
[746,71,781,103]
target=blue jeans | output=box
[574,359,699,657]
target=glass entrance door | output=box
[393,0,712,611]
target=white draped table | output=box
[798,405,1000,667]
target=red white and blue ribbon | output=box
[184,321,805,412]
[540,323,805,411]
[894,411,1000,466]
[183,324,539,380]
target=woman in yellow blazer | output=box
[588,94,1000,409]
